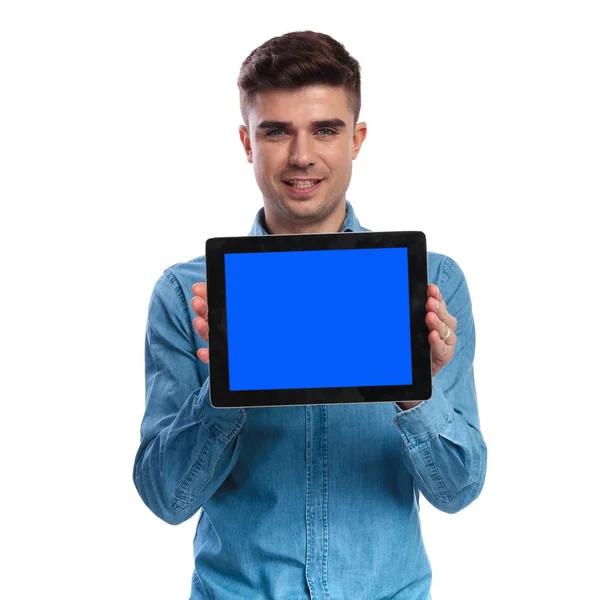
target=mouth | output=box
[282,178,324,196]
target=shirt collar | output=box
[248,200,362,236]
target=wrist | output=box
[396,400,423,410]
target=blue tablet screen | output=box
[224,247,412,391]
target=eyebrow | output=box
[257,118,347,130]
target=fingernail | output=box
[435,300,439,310]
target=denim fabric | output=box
[133,201,487,600]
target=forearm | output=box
[393,377,487,513]
[133,378,246,525]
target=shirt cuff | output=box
[194,378,247,444]
[392,377,452,445]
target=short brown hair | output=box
[237,31,361,127]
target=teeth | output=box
[287,179,320,188]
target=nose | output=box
[289,132,316,168]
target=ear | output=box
[239,125,252,163]
[351,122,367,160]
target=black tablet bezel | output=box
[205,230,431,408]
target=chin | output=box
[283,196,330,215]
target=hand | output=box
[191,282,210,363]
[425,283,457,377]
[397,283,458,410]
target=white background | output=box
[1,1,599,598]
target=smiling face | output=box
[239,85,367,234]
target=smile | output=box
[283,179,323,195]
[284,179,323,188]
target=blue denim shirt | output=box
[133,201,487,600]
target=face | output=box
[239,85,367,234]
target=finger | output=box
[426,289,457,331]
[191,296,208,319]
[193,316,209,341]
[192,282,207,299]
[197,347,210,364]
[429,329,455,363]
[426,311,456,346]
[426,284,441,299]
[426,285,444,315]
[433,298,458,331]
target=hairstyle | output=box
[237,31,361,127]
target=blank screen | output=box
[224,247,412,391]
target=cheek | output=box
[324,144,353,174]
[331,155,353,180]
[252,153,268,176]
[254,148,283,179]
[253,156,281,191]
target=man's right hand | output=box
[191,282,209,364]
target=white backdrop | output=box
[1,1,599,599]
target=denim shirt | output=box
[133,201,487,600]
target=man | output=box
[134,30,487,600]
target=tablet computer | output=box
[205,230,431,408]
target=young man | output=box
[134,31,487,600]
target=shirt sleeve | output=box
[132,269,247,525]
[392,256,487,513]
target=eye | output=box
[266,129,286,136]
[316,128,336,136]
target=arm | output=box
[392,257,487,513]
[132,269,247,525]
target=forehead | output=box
[248,85,352,126]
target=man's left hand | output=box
[397,284,458,410]
[426,283,457,377]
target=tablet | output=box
[205,230,431,408]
